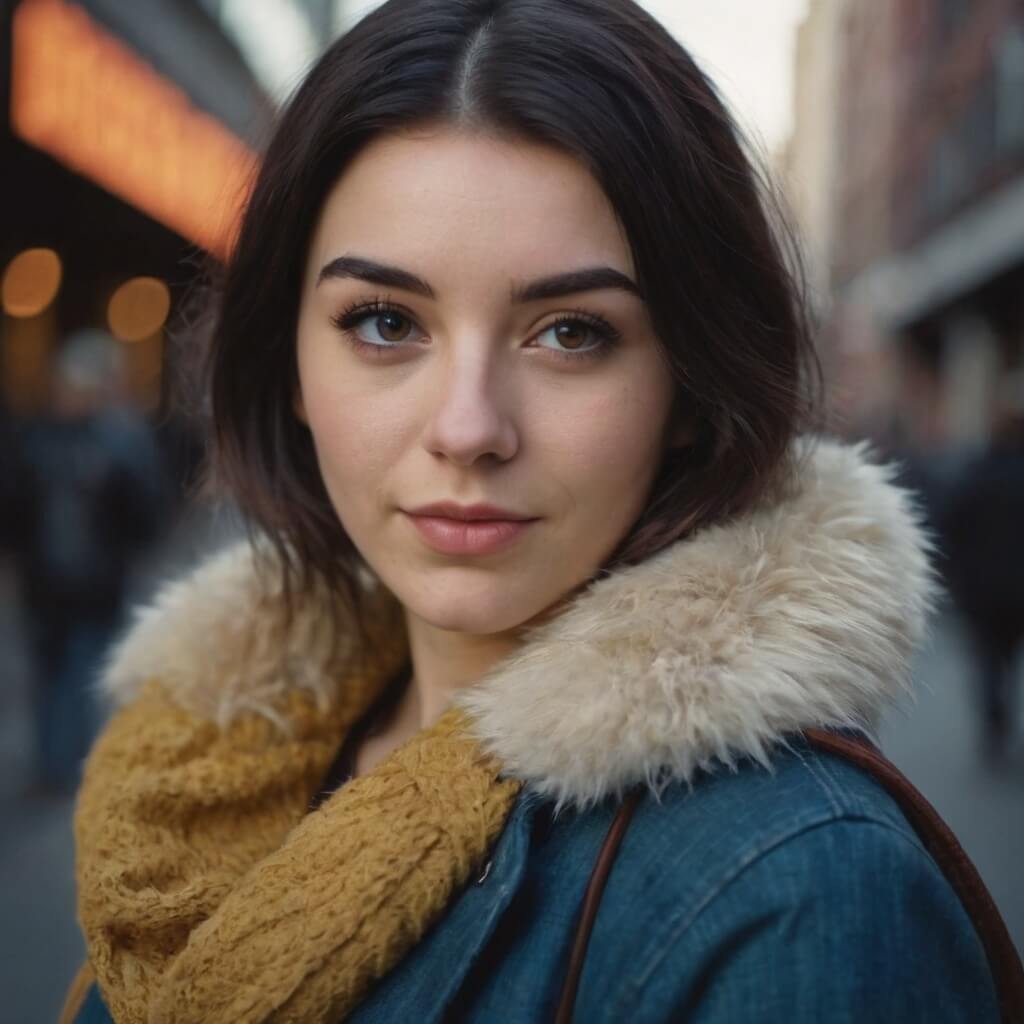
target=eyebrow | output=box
[317,255,642,303]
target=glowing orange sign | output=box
[11,0,257,259]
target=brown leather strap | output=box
[803,728,1024,1024]
[554,786,644,1024]
[58,960,96,1024]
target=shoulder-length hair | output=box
[202,0,821,624]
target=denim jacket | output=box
[66,439,1005,1023]
[74,736,998,1023]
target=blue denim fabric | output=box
[72,979,113,1024]
[353,739,999,1023]
[73,741,1000,1023]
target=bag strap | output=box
[556,730,1024,1024]
[802,728,1024,1024]
[554,786,643,1024]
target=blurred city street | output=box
[1,563,1021,1022]
[879,606,1024,957]
[0,503,240,1024]
[1,559,83,1024]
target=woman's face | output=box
[295,126,686,635]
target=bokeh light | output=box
[1,247,62,317]
[106,276,171,342]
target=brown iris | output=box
[377,312,411,342]
[554,321,589,350]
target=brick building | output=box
[789,0,1024,452]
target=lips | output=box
[403,508,538,555]
[405,501,534,522]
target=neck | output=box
[401,606,526,730]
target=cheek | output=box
[303,393,398,498]
[295,360,389,522]
[541,379,672,502]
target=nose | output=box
[421,342,519,466]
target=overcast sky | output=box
[645,0,810,155]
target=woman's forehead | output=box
[306,128,635,285]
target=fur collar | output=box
[102,437,937,811]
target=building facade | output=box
[789,0,1024,452]
[1,0,271,425]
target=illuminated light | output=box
[2,247,63,317]
[107,277,171,342]
[11,0,257,259]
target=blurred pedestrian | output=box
[943,377,1024,764]
[4,329,168,793]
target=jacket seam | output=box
[803,749,932,860]
[604,814,938,1021]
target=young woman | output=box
[62,1,1012,1021]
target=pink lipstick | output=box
[402,502,538,556]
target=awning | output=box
[843,174,1024,332]
[9,0,261,259]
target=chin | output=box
[404,590,539,636]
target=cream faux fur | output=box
[101,436,938,811]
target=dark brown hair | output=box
[202,0,822,625]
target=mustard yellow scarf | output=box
[71,667,520,1024]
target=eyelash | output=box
[329,295,623,363]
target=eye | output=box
[361,310,416,344]
[531,311,622,362]
[535,319,603,354]
[330,298,425,351]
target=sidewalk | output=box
[0,502,243,1024]
[0,561,82,1024]
[878,606,1024,955]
